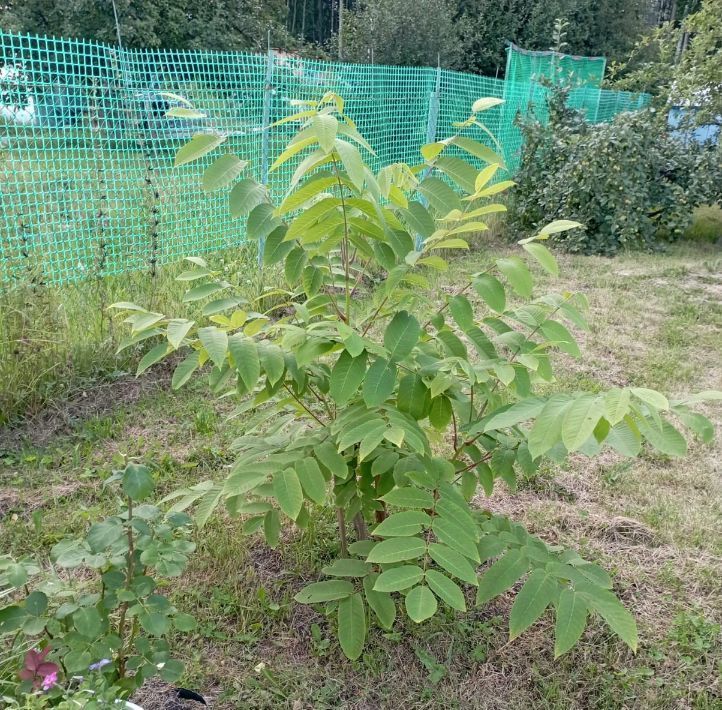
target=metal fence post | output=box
[259,44,275,269]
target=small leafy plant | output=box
[0,462,197,698]
[111,94,719,659]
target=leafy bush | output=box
[111,93,719,660]
[510,91,722,255]
[685,205,722,243]
[0,463,196,702]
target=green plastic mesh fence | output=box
[0,31,650,286]
[504,42,606,89]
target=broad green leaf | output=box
[296,457,327,504]
[363,358,397,407]
[604,388,631,426]
[528,395,572,459]
[554,589,588,657]
[432,517,480,562]
[198,326,228,368]
[182,282,225,303]
[273,468,304,520]
[540,319,581,358]
[295,580,354,603]
[484,397,546,432]
[509,569,559,639]
[366,536,426,564]
[418,176,462,214]
[175,132,226,166]
[384,311,421,361]
[316,441,348,479]
[278,174,337,215]
[474,274,506,313]
[496,257,533,298]
[474,162,501,192]
[562,395,603,452]
[338,593,366,660]
[136,342,171,376]
[380,487,434,509]
[229,179,268,218]
[605,417,642,456]
[194,484,223,529]
[537,220,583,237]
[263,225,294,265]
[363,574,396,629]
[405,585,438,623]
[449,294,475,331]
[435,156,478,193]
[86,519,123,552]
[449,135,505,168]
[428,543,478,585]
[523,242,559,276]
[166,106,205,119]
[335,139,365,190]
[637,417,687,457]
[285,246,306,284]
[577,583,638,652]
[472,97,505,113]
[322,559,372,577]
[167,319,194,349]
[476,549,528,604]
[425,569,466,611]
[631,387,669,411]
[263,509,281,548]
[122,463,154,501]
[677,410,714,444]
[373,511,431,537]
[329,350,368,405]
[202,153,247,191]
[247,203,281,242]
[313,113,338,152]
[374,565,424,592]
[228,335,260,390]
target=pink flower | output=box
[19,647,60,690]
[41,671,57,691]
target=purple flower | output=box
[88,658,112,671]
[41,671,57,691]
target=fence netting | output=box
[0,31,650,286]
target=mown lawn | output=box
[1,243,721,709]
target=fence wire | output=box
[0,30,650,286]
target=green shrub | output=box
[510,89,722,255]
[684,205,722,243]
[111,93,719,661]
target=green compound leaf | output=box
[338,593,366,660]
[509,569,559,640]
[362,358,397,407]
[366,536,426,564]
[202,153,247,191]
[295,457,327,504]
[425,569,466,612]
[363,574,396,630]
[428,543,478,585]
[273,468,304,520]
[372,511,431,537]
[554,588,588,658]
[295,580,354,603]
[175,132,226,166]
[474,273,506,313]
[380,487,435,509]
[329,350,368,405]
[405,585,438,623]
[122,463,155,502]
[496,256,533,298]
[322,559,372,577]
[577,582,638,653]
[384,311,421,361]
[198,326,228,368]
[373,565,424,592]
[476,549,528,605]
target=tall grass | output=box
[0,243,273,426]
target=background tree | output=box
[339,0,460,67]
